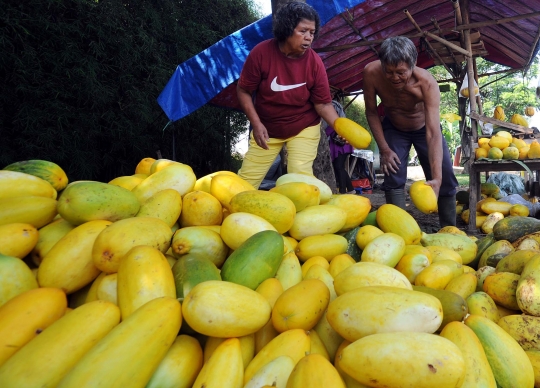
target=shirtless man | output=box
[364,36,458,227]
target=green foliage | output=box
[0,0,259,181]
[343,96,378,153]
[429,56,540,161]
[475,57,539,118]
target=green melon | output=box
[220,230,284,290]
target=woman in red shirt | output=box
[236,1,339,189]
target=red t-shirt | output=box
[238,39,331,138]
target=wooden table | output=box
[468,160,540,232]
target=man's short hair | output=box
[273,1,320,42]
[379,36,418,69]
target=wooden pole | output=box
[462,0,480,233]
[431,17,461,67]
[403,9,455,78]
[340,11,379,56]
[422,31,471,57]
[473,59,483,116]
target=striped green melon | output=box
[3,160,68,191]
[221,230,284,290]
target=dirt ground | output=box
[363,176,470,234]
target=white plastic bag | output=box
[481,122,493,136]
[459,73,480,98]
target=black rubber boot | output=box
[438,195,457,228]
[384,189,406,210]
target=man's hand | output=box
[425,179,441,198]
[380,149,401,175]
[252,123,269,150]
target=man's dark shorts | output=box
[381,117,458,197]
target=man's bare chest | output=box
[377,88,423,111]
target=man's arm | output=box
[237,84,269,150]
[364,63,400,175]
[422,72,443,197]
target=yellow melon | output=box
[333,118,372,150]
[210,173,255,211]
[180,191,223,227]
[149,159,183,174]
[0,223,39,259]
[519,145,530,160]
[475,148,488,160]
[509,204,529,217]
[525,106,536,117]
[487,147,503,160]
[495,131,513,142]
[108,175,145,191]
[229,190,296,234]
[502,146,519,160]
[529,141,540,159]
[512,138,527,149]
[326,194,371,232]
[488,136,509,150]
[510,113,529,127]
[493,106,506,121]
[355,225,384,250]
[409,181,438,214]
[480,142,491,152]
[461,87,479,98]
[275,174,332,204]
[269,182,320,212]
[376,204,422,245]
[271,279,329,332]
[478,138,490,147]
[134,158,156,175]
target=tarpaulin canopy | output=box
[157,0,540,122]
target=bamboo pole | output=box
[437,67,524,83]
[473,59,483,115]
[452,0,463,25]
[340,11,379,56]
[462,0,480,233]
[423,31,471,57]
[403,9,455,77]
[431,17,460,67]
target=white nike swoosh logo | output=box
[270,76,306,92]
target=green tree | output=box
[429,56,540,160]
[0,0,259,182]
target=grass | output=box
[455,173,486,188]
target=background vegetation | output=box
[1,0,538,182]
[433,58,540,161]
[1,0,260,182]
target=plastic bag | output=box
[459,73,480,98]
[482,123,493,136]
[486,172,526,197]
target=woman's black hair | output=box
[272,1,320,42]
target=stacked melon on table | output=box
[1,157,540,388]
[475,129,540,161]
[475,106,539,161]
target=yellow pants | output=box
[238,123,321,189]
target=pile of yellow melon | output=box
[458,182,531,233]
[475,130,540,161]
[1,158,539,388]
